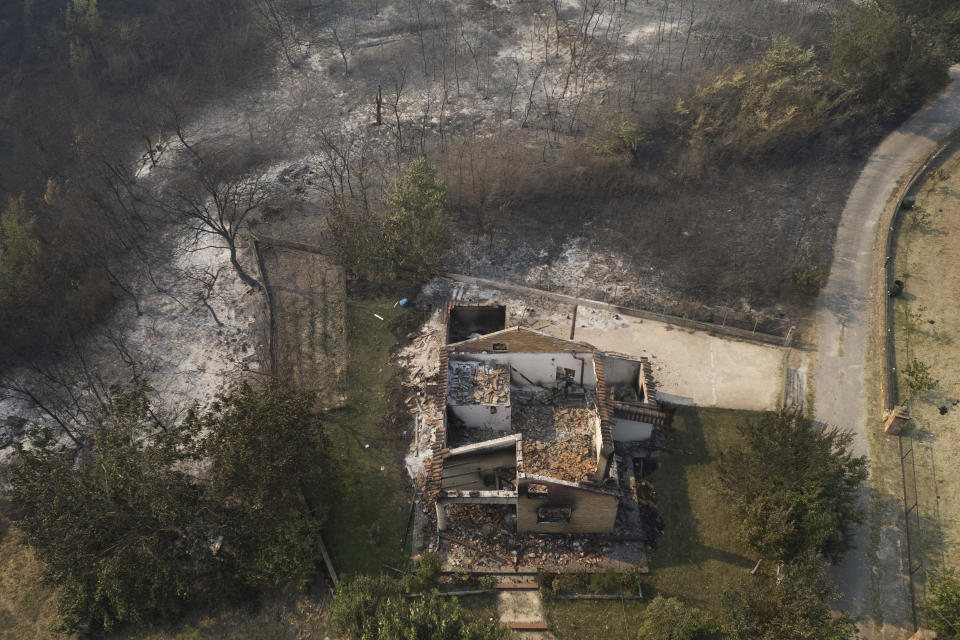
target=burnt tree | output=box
[165,150,267,290]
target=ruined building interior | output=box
[424,304,669,561]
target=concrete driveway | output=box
[441,274,797,412]
[814,67,960,637]
[573,310,793,411]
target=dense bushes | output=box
[9,382,332,631]
[331,574,509,640]
[922,568,960,638]
[635,596,719,640]
[830,3,951,124]
[721,555,857,640]
[331,158,454,279]
[674,2,955,171]
[674,39,838,169]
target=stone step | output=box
[495,582,539,590]
[507,622,550,630]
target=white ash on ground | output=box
[0,234,263,465]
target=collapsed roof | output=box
[425,317,667,534]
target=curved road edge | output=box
[814,66,960,638]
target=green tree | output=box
[717,411,868,565]
[636,596,719,640]
[10,381,336,631]
[10,382,217,631]
[194,382,333,588]
[921,568,960,638]
[723,555,857,640]
[382,157,453,276]
[331,575,509,640]
[830,3,949,122]
[882,0,960,64]
[0,195,39,303]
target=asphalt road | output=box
[815,67,960,637]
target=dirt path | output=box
[814,66,960,637]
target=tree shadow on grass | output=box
[644,407,756,610]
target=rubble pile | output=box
[446,423,499,448]
[514,404,559,441]
[514,403,595,441]
[514,404,597,483]
[471,366,509,404]
[552,407,595,439]
[448,362,510,405]
[397,307,447,477]
[442,504,610,571]
[522,434,596,483]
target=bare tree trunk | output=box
[331,19,351,76]
[105,265,143,316]
[228,240,262,291]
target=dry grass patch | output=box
[258,243,347,409]
[892,141,960,576]
[0,524,67,640]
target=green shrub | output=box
[905,358,938,392]
[675,38,836,165]
[589,572,621,594]
[589,118,646,165]
[382,157,453,276]
[636,596,718,640]
[332,574,509,640]
[717,411,867,565]
[921,568,960,639]
[550,573,591,595]
[409,552,443,592]
[791,244,827,296]
[722,555,857,640]
[830,3,949,122]
[478,575,497,590]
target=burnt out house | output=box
[424,306,668,537]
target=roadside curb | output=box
[875,134,958,416]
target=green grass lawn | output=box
[545,407,760,639]
[322,295,418,576]
[457,593,501,627]
[110,595,331,640]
